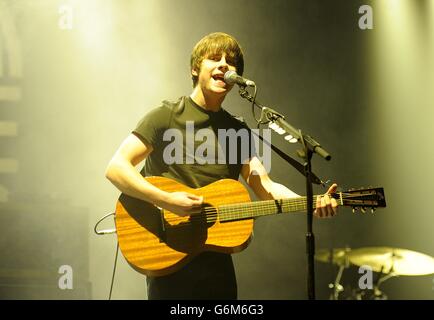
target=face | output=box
[192,52,237,96]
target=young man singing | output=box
[105,32,338,299]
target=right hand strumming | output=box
[163,191,203,216]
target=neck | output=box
[190,87,226,112]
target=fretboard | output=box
[217,194,342,222]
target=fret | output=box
[218,196,320,222]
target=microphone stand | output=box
[238,86,331,300]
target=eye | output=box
[226,58,236,66]
[208,54,221,61]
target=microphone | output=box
[224,70,256,87]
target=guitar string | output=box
[163,192,374,221]
[163,192,378,225]
[162,193,379,227]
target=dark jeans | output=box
[147,252,237,300]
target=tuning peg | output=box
[371,208,376,214]
[361,207,366,214]
[352,207,357,214]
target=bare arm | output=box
[105,134,202,215]
[241,157,337,217]
[240,157,299,200]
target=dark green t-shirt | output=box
[133,96,255,188]
[132,96,256,299]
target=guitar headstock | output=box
[332,187,386,213]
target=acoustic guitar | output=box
[114,176,386,277]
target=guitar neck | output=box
[217,193,343,222]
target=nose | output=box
[217,56,229,72]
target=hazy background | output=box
[0,0,433,299]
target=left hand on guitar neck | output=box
[314,183,338,218]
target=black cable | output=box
[94,212,118,299]
[248,85,259,127]
[109,241,119,300]
[94,212,116,235]
[239,85,269,128]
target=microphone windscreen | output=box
[224,70,237,85]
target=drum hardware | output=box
[315,246,434,300]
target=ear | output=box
[191,68,198,77]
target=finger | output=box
[326,183,338,194]
[179,210,194,217]
[324,195,333,217]
[195,200,204,208]
[188,198,204,213]
[187,193,201,200]
[315,195,322,217]
[321,196,328,217]
[187,194,203,204]
[331,198,338,216]
[188,207,202,214]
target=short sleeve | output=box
[228,114,258,165]
[132,105,172,147]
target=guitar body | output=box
[115,176,254,277]
[114,176,386,277]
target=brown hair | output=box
[190,32,244,88]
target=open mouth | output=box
[212,73,225,82]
